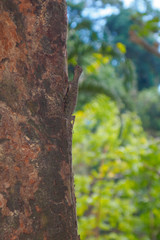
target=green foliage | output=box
[67,0,160,123]
[73,95,160,239]
[67,1,160,238]
[131,0,160,37]
[105,8,160,90]
[67,0,123,71]
[77,56,136,112]
[77,59,127,110]
[136,87,160,136]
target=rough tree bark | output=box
[0,0,80,239]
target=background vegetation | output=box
[67,0,160,239]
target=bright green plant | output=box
[73,95,160,240]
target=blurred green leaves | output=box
[67,1,160,238]
[73,95,160,240]
[136,87,160,136]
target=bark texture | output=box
[0,0,79,239]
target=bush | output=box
[73,95,160,240]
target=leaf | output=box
[116,42,126,54]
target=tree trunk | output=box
[0,0,79,239]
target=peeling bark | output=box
[0,0,79,239]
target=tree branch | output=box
[129,30,160,58]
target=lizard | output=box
[63,65,82,210]
[64,65,83,120]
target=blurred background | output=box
[67,0,160,239]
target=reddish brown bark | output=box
[0,0,79,239]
